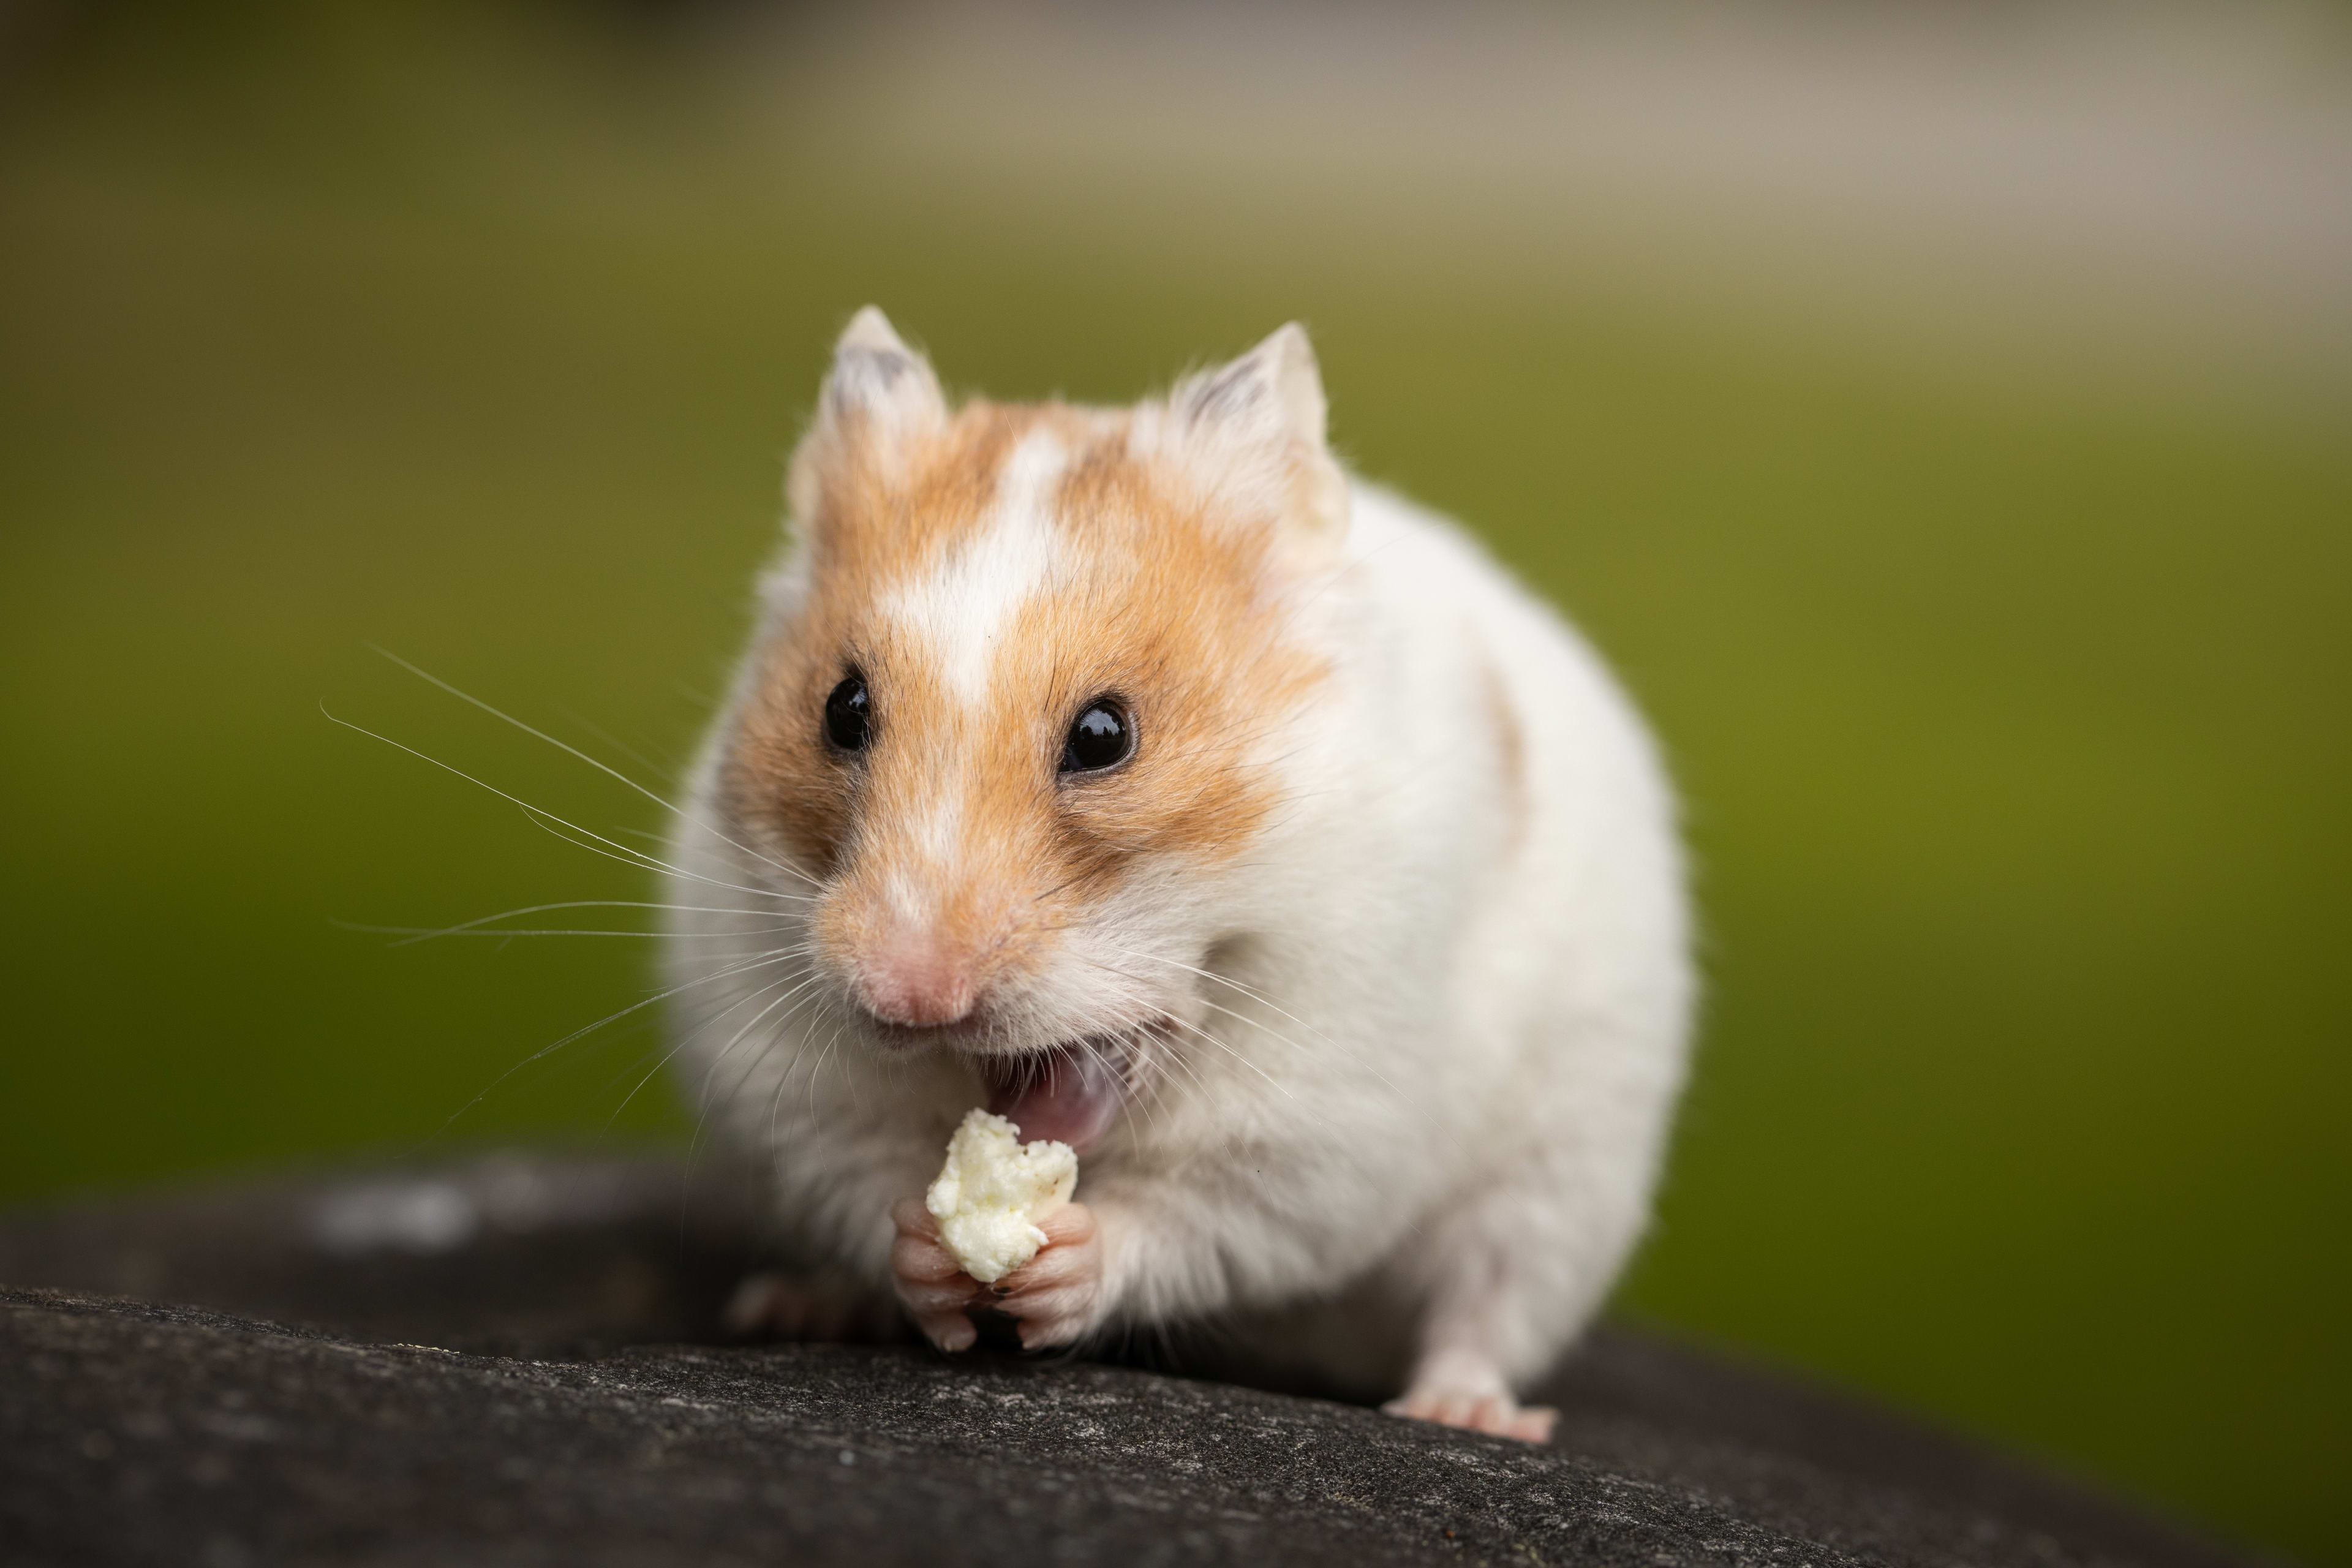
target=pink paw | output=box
[993,1202,1102,1351]
[889,1198,984,1351]
[888,1199,1103,1352]
[1384,1385,1559,1444]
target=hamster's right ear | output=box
[821,306,945,433]
[788,307,947,526]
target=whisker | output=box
[321,704,807,908]
[693,969,829,1118]
[607,969,801,1133]
[1189,993,1403,1100]
[703,990,835,1157]
[336,900,799,946]
[1082,963,1299,1106]
[1102,943,1343,1055]
[518,805,813,905]
[427,946,805,1140]
[716,990,832,1152]
[776,1019,848,1144]
[805,1021,850,1124]
[1163,1014,1340,1145]
[346,925,804,940]
[552,703,675,786]
[369,647,825,892]
[1085,943,1399,1114]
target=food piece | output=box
[924,1107,1079,1284]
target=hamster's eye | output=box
[1061,699,1132,774]
[823,674,872,753]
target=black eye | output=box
[1061,699,1132,774]
[823,674,871,752]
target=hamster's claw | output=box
[1384,1386,1559,1444]
[994,1202,1103,1351]
[888,1197,985,1352]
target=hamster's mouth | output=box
[974,1025,1167,1153]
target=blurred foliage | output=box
[1,4,2346,1562]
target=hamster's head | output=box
[709,309,1349,1150]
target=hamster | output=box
[663,308,1692,1441]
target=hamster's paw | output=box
[1384,1385,1559,1444]
[723,1269,902,1343]
[889,1197,985,1352]
[993,1202,1102,1351]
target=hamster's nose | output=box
[858,929,978,1029]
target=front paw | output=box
[889,1197,985,1351]
[992,1202,1102,1350]
[889,1199,1104,1353]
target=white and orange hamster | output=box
[663,309,1691,1441]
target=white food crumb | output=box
[924,1108,1078,1284]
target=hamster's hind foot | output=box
[1385,1342,1559,1442]
[1383,1384,1558,1443]
[723,1269,906,1344]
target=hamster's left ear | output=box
[1165,323,1349,559]
[788,306,947,532]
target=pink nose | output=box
[859,932,977,1028]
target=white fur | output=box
[665,337,1691,1406]
[880,428,1069,709]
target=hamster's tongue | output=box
[983,1049,1122,1153]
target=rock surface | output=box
[0,1154,2244,1568]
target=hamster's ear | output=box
[821,306,946,433]
[788,307,946,529]
[1178,322,1326,450]
[1165,323,1349,558]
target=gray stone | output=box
[0,1155,2247,1568]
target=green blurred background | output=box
[2,2,2346,1561]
